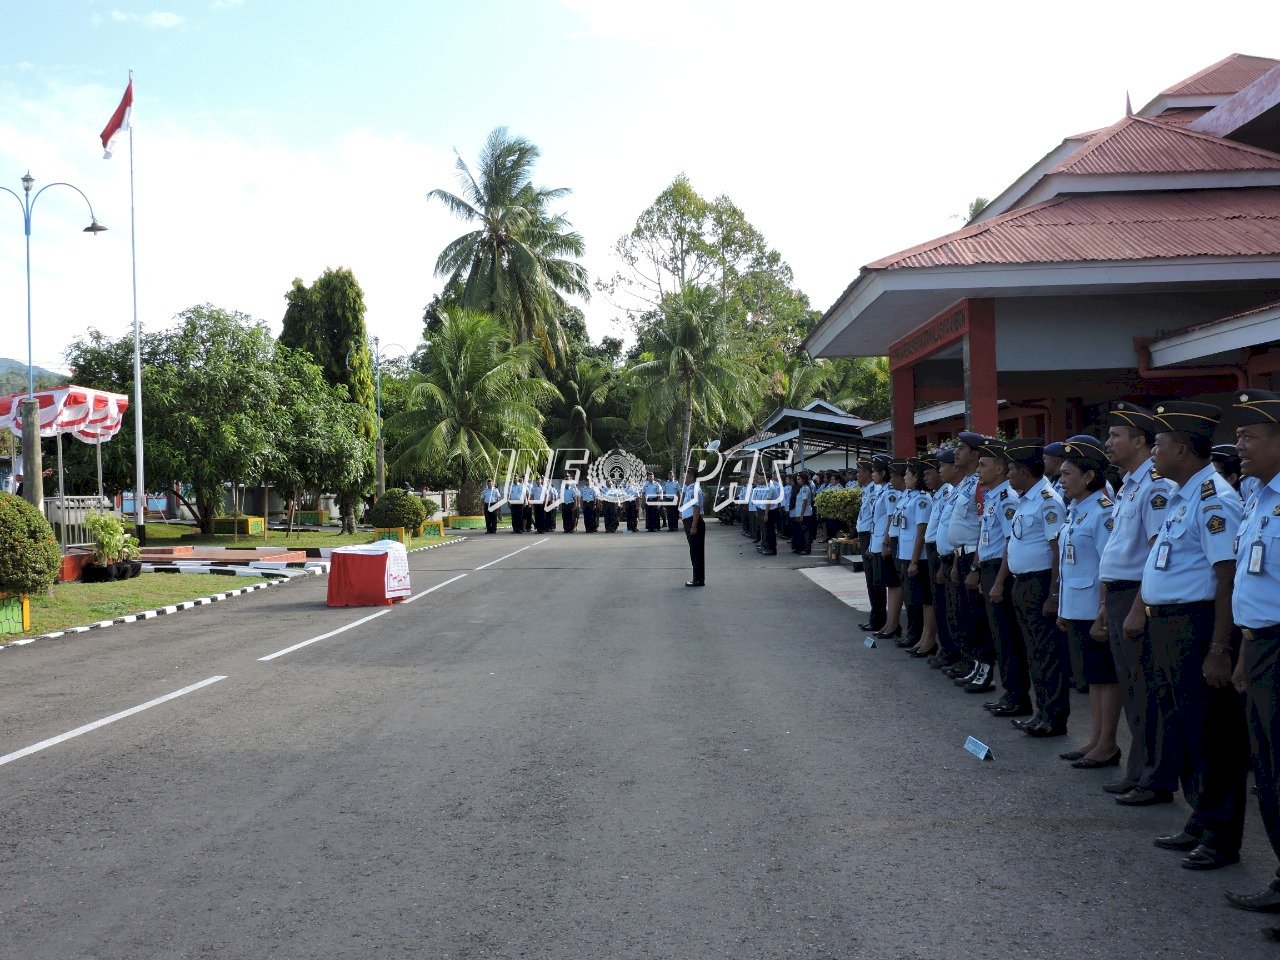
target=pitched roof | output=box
[1049,115,1280,175]
[1149,108,1211,126]
[867,188,1280,271]
[1161,53,1279,97]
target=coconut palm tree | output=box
[628,285,759,474]
[544,357,629,456]
[428,127,589,366]
[386,309,559,513]
[829,356,891,421]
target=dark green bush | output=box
[0,492,62,595]
[366,488,428,530]
[814,487,862,526]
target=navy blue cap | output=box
[956,431,987,449]
[1042,441,1066,459]
[935,447,956,464]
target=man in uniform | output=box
[643,472,662,531]
[925,451,957,666]
[508,475,526,534]
[1139,400,1248,871]
[663,470,681,532]
[481,477,501,534]
[947,434,996,688]
[624,480,640,533]
[1225,389,1280,924]
[1043,440,1067,500]
[603,481,620,533]
[1000,439,1070,736]
[757,468,781,556]
[560,474,580,532]
[681,467,705,587]
[580,476,599,532]
[857,460,884,633]
[1099,402,1180,805]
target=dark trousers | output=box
[645,504,659,531]
[1149,603,1249,854]
[979,559,1030,703]
[1011,570,1072,726]
[951,551,992,662]
[927,545,955,655]
[561,503,577,532]
[790,516,809,553]
[626,502,638,532]
[509,503,524,533]
[604,503,618,532]
[1243,627,1280,876]
[806,512,818,546]
[761,509,778,553]
[741,509,752,537]
[863,533,886,630]
[665,504,679,531]
[684,516,705,583]
[484,505,498,533]
[1106,583,1180,792]
[584,502,598,532]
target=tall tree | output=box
[543,358,629,456]
[386,309,559,514]
[428,127,589,366]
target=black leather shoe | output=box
[1025,722,1069,738]
[1011,715,1041,730]
[965,663,995,692]
[1225,887,1280,913]
[1072,750,1121,769]
[944,660,973,679]
[1115,788,1174,807]
[874,626,902,640]
[953,662,981,686]
[1181,845,1240,871]
[1059,749,1086,761]
[1154,831,1201,852]
[983,697,1010,711]
[991,702,1033,718]
[684,581,704,587]
[1102,779,1138,795]
[858,621,875,631]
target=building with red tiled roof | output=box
[804,53,1280,454]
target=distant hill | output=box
[0,358,69,396]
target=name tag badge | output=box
[864,636,877,648]
[1249,539,1265,576]
[981,530,990,547]
[1155,541,1171,570]
[1064,543,1076,565]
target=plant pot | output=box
[127,561,143,578]
[82,563,114,584]
[0,593,31,635]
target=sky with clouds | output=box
[2,0,1279,373]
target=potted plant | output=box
[366,489,428,543]
[0,492,62,634]
[84,511,131,582]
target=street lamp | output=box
[370,337,410,499]
[1,171,107,511]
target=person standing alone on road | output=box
[481,477,501,534]
[682,467,705,587]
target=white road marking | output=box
[473,538,549,571]
[0,675,227,768]
[257,609,391,662]
[402,573,468,604]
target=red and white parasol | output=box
[0,386,130,443]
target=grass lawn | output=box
[9,573,273,641]
[141,522,451,550]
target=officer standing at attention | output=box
[681,467,705,587]
[602,481,620,532]
[580,477,598,532]
[790,472,814,555]
[643,472,662,531]
[925,452,956,666]
[1139,400,1248,871]
[560,474,580,532]
[970,438,1023,701]
[757,469,781,556]
[508,475,526,534]
[856,461,882,632]
[624,481,640,533]
[481,477,501,534]
[663,471,681,532]
[1212,444,1245,493]
[1224,389,1280,925]
[1000,438,1071,737]
[947,434,995,686]
[1043,440,1067,500]
[1099,402,1180,806]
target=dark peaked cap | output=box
[1108,401,1161,433]
[1152,401,1222,439]
[1211,444,1242,466]
[957,431,988,449]
[1234,389,1280,426]
[1005,438,1045,465]
[1042,440,1066,458]
[1062,434,1107,467]
[936,447,956,464]
[972,437,1008,460]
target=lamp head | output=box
[21,171,33,194]
[84,219,107,234]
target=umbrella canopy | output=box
[0,386,130,443]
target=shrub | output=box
[419,496,440,518]
[366,488,428,530]
[85,511,126,566]
[0,492,62,595]
[814,487,862,527]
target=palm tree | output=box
[761,354,836,411]
[829,356,891,421]
[428,127,589,366]
[386,309,559,514]
[544,358,629,456]
[628,285,760,474]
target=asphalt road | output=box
[1,526,1277,959]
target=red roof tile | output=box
[1050,115,1280,175]
[867,189,1280,270]
[1161,54,1279,97]
[1149,108,1211,125]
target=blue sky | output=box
[3,1,1280,373]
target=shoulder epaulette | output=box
[1201,478,1216,500]
[1098,497,1113,508]
[999,488,1009,500]
[1040,488,1054,500]
[1150,468,1163,480]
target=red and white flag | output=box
[100,79,133,159]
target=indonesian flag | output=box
[100,79,133,159]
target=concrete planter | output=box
[212,516,266,536]
[447,515,486,529]
[374,527,407,545]
[0,593,31,635]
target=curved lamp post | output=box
[1,171,106,510]
[370,336,412,499]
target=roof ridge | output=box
[1051,117,1130,171]
[1160,53,1278,96]
[866,197,1069,270]
[1127,114,1280,163]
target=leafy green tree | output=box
[628,285,759,474]
[828,356,891,422]
[428,127,589,366]
[386,309,559,514]
[543,358,629,456]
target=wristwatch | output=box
[1209,643,1231,656]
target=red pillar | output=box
[892,366,915,457]
[965,299,998,436]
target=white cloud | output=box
[210,0,243,10]
[108,10,187,30]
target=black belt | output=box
[955,545,977,557]
[1103,579,1141,591]
[940,553,955,561]
[1012,569,1051,582]
[978,558,1001,570]
[1243,625,1280,642]
[1146,601,1213,618]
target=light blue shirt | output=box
[946,472,983,551]
[1142,464,1242,605]
[643,480,661,498]
[663,479,681,498]
[1006,477,1066,575]
[897,490,932,561]
[790,484,813,519]
[935,483,958,556]
[679,482,703,519]
[1240,475,1262,503]
[780,483,793,511]
[561,482,579,503]
[870,486,900,553]
[579,484,597,503]
[508,481,526,502]
[978,480,1013,563]
[529,483,544,503]
[622,485,638,501]
[845,480,861,491]
[856,481,879,533]
[925,482,953,546]
[1233,473,1280,628]
[481,486,501,506]
[1099,457,1176,582]
[1058,488,1114,619]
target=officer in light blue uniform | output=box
[1226,388,1280,916]
[1002,438,1070,736]
[680,469,706,586]
[579,478,599,532]
[1141,400,1247,870]
[481,477,502,534]
[947,434,993,683]
[869,457,902,633]
[623,482,640,532]
[1043,440,1068,501]
[642,473,662,531]
[925,451,956,662]
[855,460,882,631]
[528,478,545,532]
[559,476,580,532]
[663,471,682,532]
[974,437,1025,702]
[508,477,527,534]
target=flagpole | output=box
[127,69,146,545]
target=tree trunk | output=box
[679,381,694,478]
[456,464,482,516]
